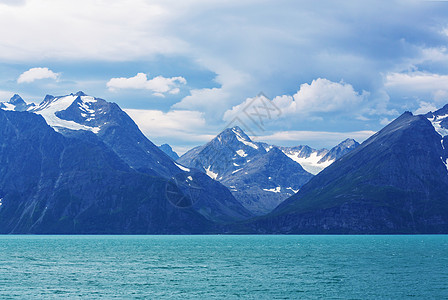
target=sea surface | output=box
[0,235,446,299]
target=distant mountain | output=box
[318,138,359,163]
[221,147,313,215]
[178,126,313,215]
[0,109,212,234]
[0,94,35,111]
[273,139,359,175]
[159,144,180,160]
[247,109,448,234]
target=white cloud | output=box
[0,0,187,61]
[280,78,368,115]
[124,108,213,143]
[0,90,15,101]
[414,101,437,115]
[0,0,26,6]
[224,78,368,122]
[385,71,448,92]
[379,117,393,126]
[17,67,59,83]
[173,62,254,118]
[385,71,448,105]
[107,73,186,96]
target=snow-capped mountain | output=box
[2,92,253,225]
[248,107,448,234]
[0,108,213,233]
[179,127,266,180]
[425,104,448,139]
[273,145,330,175]
[178,126,313,215]
[0,94,35,112]
[30,92,104,133]
[271,139,359,175]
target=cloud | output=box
[276,78,368,115]
[379,117,393,126]
[224,78,368,122]
[107,73,186,96]
[0,0,26,6]
[414,101,437,115]
[124,108,213,144]
[0,90,15,101]
[17,67,59,83]
[385,71,448,92]
[0,1,186,61]
[385,71,448,105]
[173,62,254,119]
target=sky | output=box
[1,0,448,154]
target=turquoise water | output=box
[0,235,447,299]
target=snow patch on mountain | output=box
[236,149,248,157]
[428,114,448,137]
[287,187,299,193]
[205,165,218,179]
[284,151,333,175]
[232,168,243,174]
[232,128,258,149]
[175,162,190,172]
[263,187,281,193]
[31,95,100,133]
[1,102,15,111]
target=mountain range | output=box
[1,92,447,233]
[0,92,252,233]
[178,127,358,215]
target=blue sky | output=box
[1,0,448,153]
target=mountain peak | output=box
[0,94,34,112]
[159,143,179,160]
[9,94,25,105]
[338,138,358,148]
[317,138,360,164]
[42,94,55,104]
[213,126,258,149]
[74,91,87,97]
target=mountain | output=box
[178,126,313,215]
[318,138,359,163]
[247,109,448,234]
[159,144,180,160]
[0,109,213,234]
[274,139,359,175]
[6,92,253,227]
[220,147,313,215]
[0,94,35,112]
